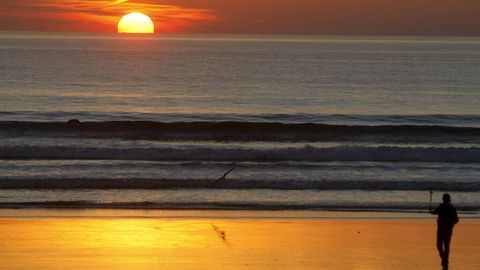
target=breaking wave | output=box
[1,145,480,163]
[1,120,480,142]
[0,201,478,212]
[1,178,478,191]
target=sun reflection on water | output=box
[1,217,479,269]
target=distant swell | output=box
[1,178,479,191]
[1,145,480,163]
[1,121,480,142]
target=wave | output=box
[0,201,478,212]
[1,113,480,127]
[1,178,479,191]
[1,145,480,163]
[1,120,480,142]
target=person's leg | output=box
[437,228,445,265]
[443,229,453,266]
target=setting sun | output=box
[118,12,154,34]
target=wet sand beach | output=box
[1,210,479,270]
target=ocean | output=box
[1,32,479,214]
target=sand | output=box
[0,210,479,270]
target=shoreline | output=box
[1,208,479,219]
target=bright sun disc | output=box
[118,12,155,34]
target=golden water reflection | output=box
[1,217,479,269]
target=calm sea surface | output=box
[1,32,479,214]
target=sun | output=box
[118,12,155,34]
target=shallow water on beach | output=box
[1,217,480,269]
[1,33,479,213]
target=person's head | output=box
[442,193,451,203]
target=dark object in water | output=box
[213,167,235,187]
[67,119,81,125]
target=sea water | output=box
[0,32,479,214]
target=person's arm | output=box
[453,207,459,224]
[430,205,439,215]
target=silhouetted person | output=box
[430,193,459,269]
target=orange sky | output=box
[0,0,479,35]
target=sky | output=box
[0,0,479,35]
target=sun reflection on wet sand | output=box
[1,216,479,269]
